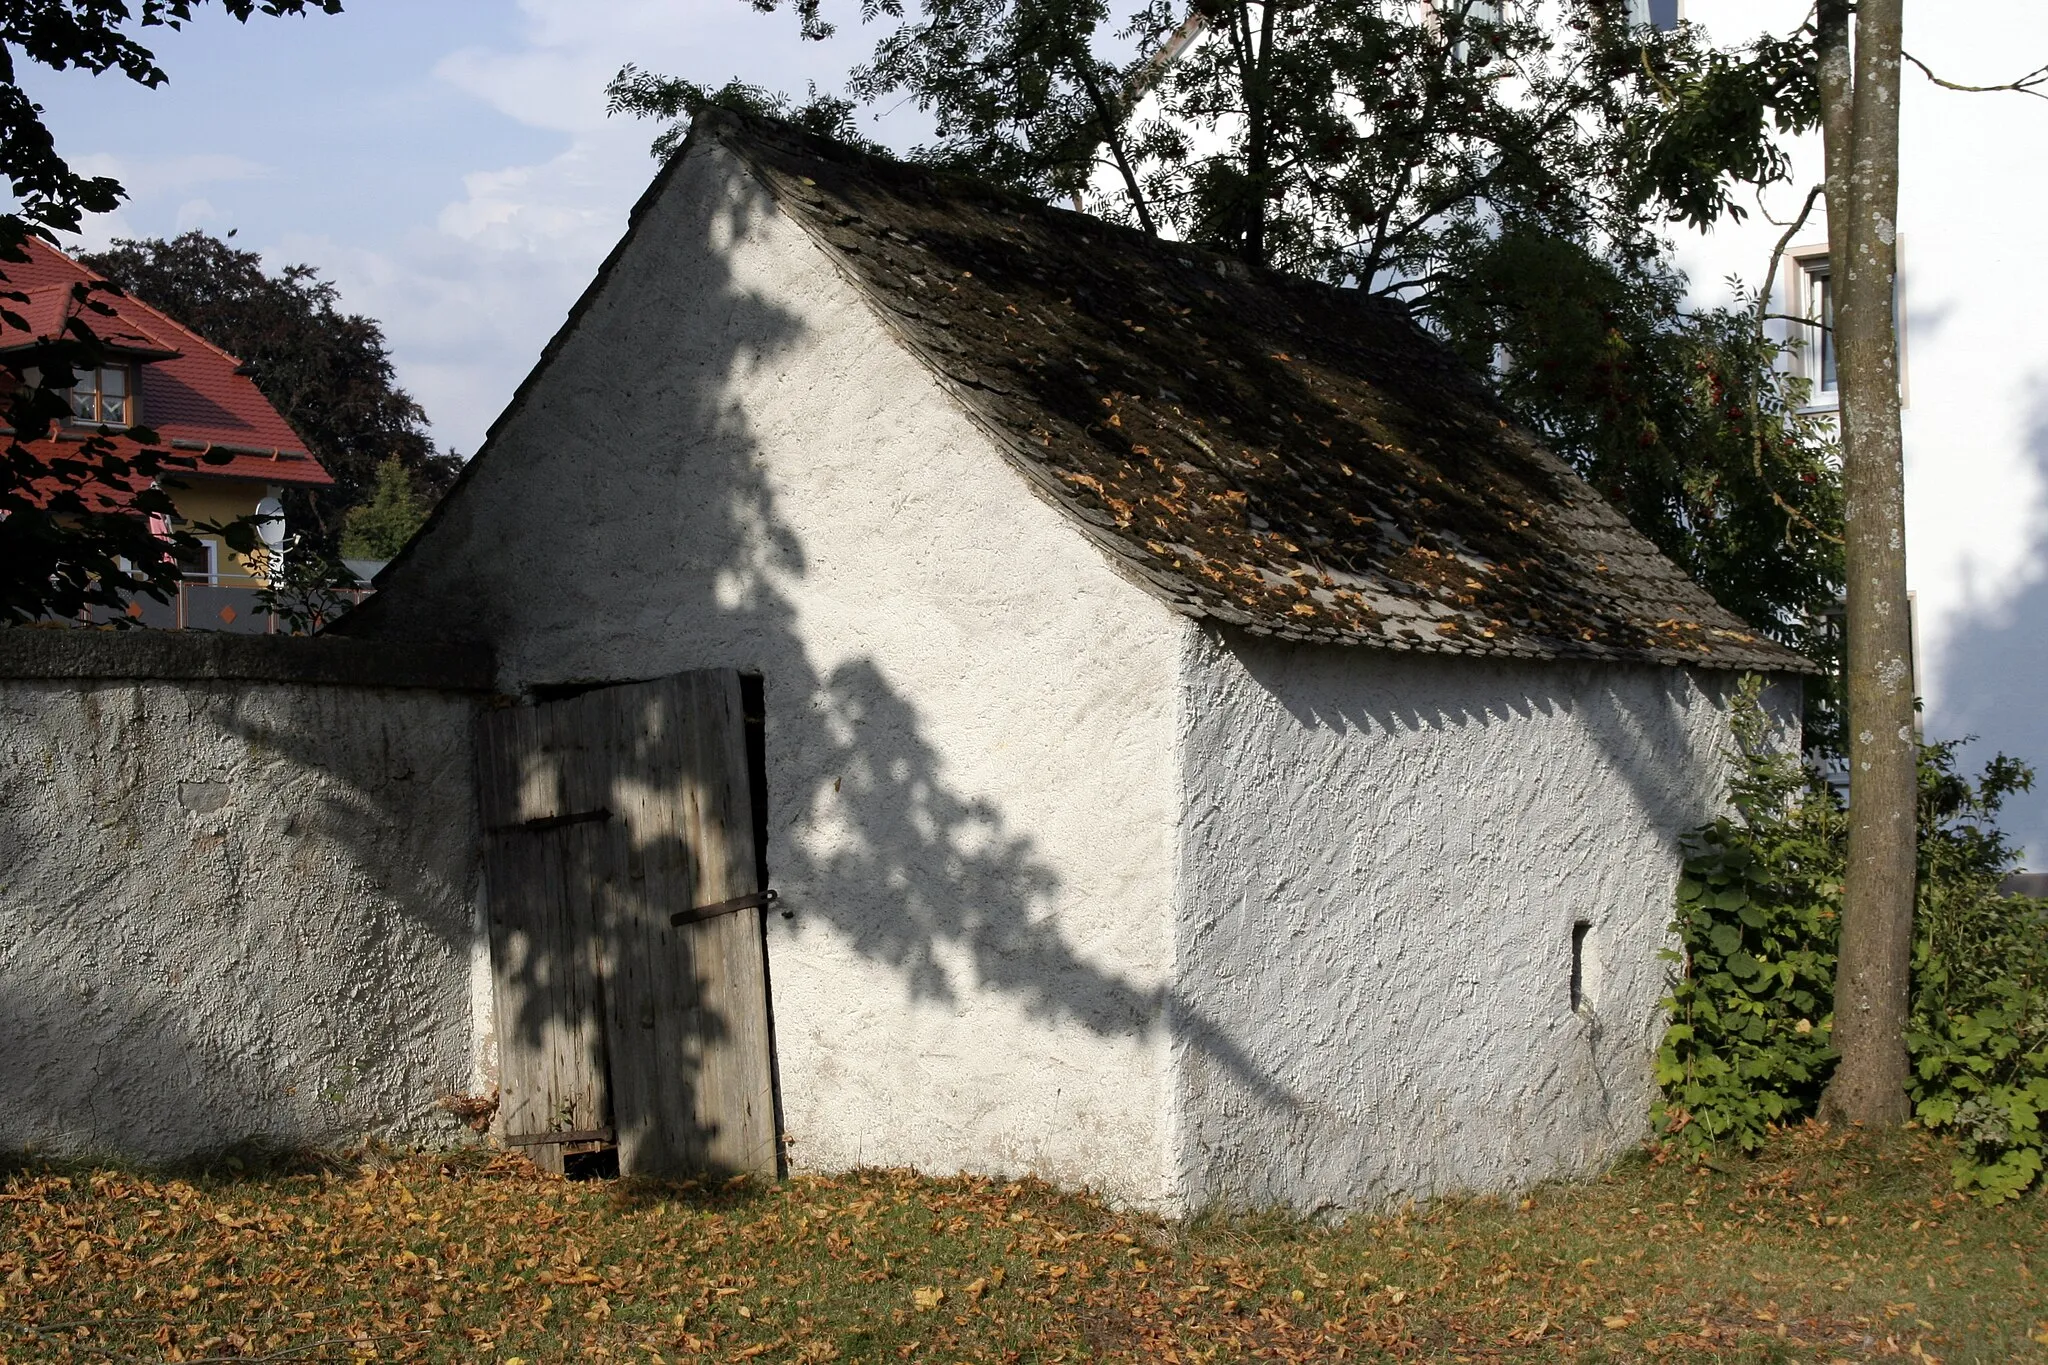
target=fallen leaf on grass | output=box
[912,1285,945,1310]
[1602,1315,1630,1329]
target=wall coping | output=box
[0,627,495,692]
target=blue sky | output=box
[19,0,921,453]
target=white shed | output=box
[348,111,1808,1213]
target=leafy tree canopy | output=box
[81,231,457,558]
[612,0,1845,744]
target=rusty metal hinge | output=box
[671,888,778,927]
[488,806,612,835]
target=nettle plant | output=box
[1656,678,2048,1201]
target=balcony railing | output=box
[84,579,373,634]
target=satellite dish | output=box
[254,496,286,572]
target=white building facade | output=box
[1668,0,2048,860]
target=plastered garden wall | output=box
[0,632,492,1162]
[1170,633,1798,1212]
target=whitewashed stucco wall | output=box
[0,675,485,1161]
[1169,633,1791,1211]
[358,141,1188,1206]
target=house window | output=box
[1792,251,1908,408]
[1629,0,1680,29]
[1799,257,1838,398]
[174,537,218,586]
[69,365,133,426]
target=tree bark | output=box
[1819,0,1918,1127]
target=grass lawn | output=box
[2,1125,2042,1363]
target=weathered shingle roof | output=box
[705,111,1811,674]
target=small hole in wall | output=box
[1571,920,1592,1012]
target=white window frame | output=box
[178,537,220,587]
[1788,248,1838,409]
[1783,238,1909,413]
[68,363,135,427]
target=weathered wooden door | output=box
[476,670,778,1177]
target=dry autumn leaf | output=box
[0,1126,2034,1361]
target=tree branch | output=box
[1758,183,1825,340]
[1902,51,2048,101]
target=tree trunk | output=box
[1819,0,1917,1127]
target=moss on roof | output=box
[706,110,1810,673]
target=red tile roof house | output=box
[2,238,332,629]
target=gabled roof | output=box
[0,281,183,359]
[1,239,331,492]
[702,111,1812,674]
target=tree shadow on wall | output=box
[1931,384,2048,869]
[280,142,1301,1174]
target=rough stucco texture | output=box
[357,142,1187,1207]
[0,678,485,1161]
[1171,632,1795,1210]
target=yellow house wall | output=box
[166,479,277,587]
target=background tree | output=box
[610,0,1846,739]
[339,458,430,561]
[81,231,457,561]
[0,0,342,624]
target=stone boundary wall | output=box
[0,629,496,1163]
[0,626,493,690]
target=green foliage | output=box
[339,459,429,560]
[605,68,877,162]
[253,534,360,636]
[1631,30,1819,229]
[1432,234,1844,744]
[79,232,455,560]
[1655,676,1843,1151]
[1908,744,2048,1202]
[1657,683,2048,1200]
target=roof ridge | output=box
[697,107,1417,328]
[21,237,248,369]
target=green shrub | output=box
[1908,745,2048,1201]
[1655,678,2048,1200]
[1653,676,1843,1152]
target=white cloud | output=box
[72,151,270,203]
[174,199,221,231]
[47,0,924,453]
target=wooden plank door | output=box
[476,702,614,1172]
[477,670,778,1178]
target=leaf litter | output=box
[0,1124,2040,1362]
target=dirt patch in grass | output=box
[0,1125,2041,1362]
